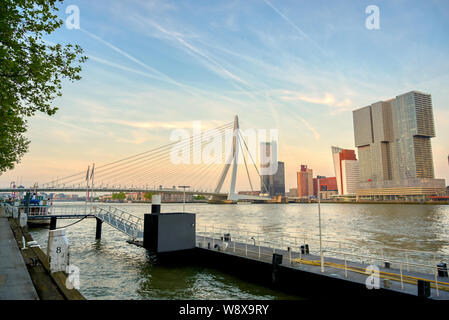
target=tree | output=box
[143,192,153,201]
[0,0,87,173]
[112,192,126,201]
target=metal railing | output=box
[93,205,144,239]
[196,224,449,296]
[48,205,91,216]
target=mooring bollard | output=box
[12,207,19,219]
[47,228,70,273]
[19,211,27,228]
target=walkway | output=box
[0,217,39,300]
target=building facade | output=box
[313,176,338,197]
[353,91,445,200]
[331,146,360,195]
[260,141,285,196]
[297,165,313,197]
[261,161,285,196]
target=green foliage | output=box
[0,0,87,173]
[112,192,126,201]
[143,192,153,200]
[194,195,206,200]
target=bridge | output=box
[1,116,271,202]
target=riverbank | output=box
[2,217,84,300]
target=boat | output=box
[18,194,52,227]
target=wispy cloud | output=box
[280,91,353,110]
[262,0,327,56]
[151,22,249,86]
[294,114,320,141]
[99,119,226,130]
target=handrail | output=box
[93,205,144,238]
[197,224,448,277]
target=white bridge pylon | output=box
[214,115,270,201]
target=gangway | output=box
[92,205,144,240]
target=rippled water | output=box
[29,202,449,299]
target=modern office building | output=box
[273,161,285,195]
[353,91,445,200]
[312,176,338,200]
[297,165,313,197]
[331,146,360,195]
[260,161,285,196]
[260,142,285,196]
[313,176,338,195]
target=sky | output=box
[1,0,449,191]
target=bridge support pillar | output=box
[95,218,103,240]
[50,216,57,230]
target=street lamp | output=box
[178,185,190,213]
[317,177,324,272]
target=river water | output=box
[29,202,449,300]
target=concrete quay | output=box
[0,217,38,300]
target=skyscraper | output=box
[353,91,445,200]
[331,146,360,195]
[260,161,285,196]
[260,142,285,196]
[297,165,313,197]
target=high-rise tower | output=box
[352,91,445,200]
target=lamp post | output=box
[318,177,324,272]
[178,185,190,213]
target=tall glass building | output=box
[352,91,445,201]
[260,141,285,196]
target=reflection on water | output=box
[29,202,449,299]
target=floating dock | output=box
[192,235,449,300]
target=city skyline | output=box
[1,0,449,190]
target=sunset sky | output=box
[1,0,448,190]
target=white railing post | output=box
[245,232,248,257]
[258,233,261,259]
[289,246,292,265]
[321,252,325,273]
[400,263,404,289]
[435,267,439,297]
[344,254,347,278]
[406,251,409,272]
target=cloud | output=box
[296,115,320,141]
[102,119,226,130]
[280,91,353,110]
[149,21,249,86]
